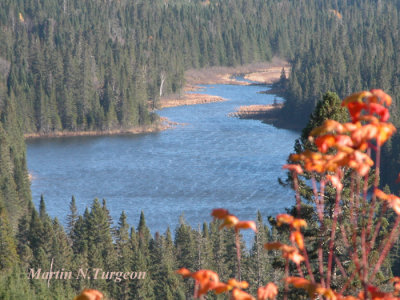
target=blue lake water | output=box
[27,83,299,237]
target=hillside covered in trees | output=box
[1,0,400,298]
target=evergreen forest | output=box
[1,0,400,298]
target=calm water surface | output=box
[27,83,299,236]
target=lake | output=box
[27,82,299,237]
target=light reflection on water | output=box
[27,83,299,242]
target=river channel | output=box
[27,82,299,236]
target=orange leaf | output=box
[290,231,304,250]
[335,135,354,148]
[367,285,396,300]
[370,89,392,106]
[376,123,396,146]
[375,189,400,215]
[227,279,249,289]
[212,209,230,219]
[375,189,391,201]
[342,91,372,106]
[176,267,191,277]
[276,214,294,226]
[219,215,239,229]
[264,242,286,250]
[291,218,307,230]
[213,282,232,294]
[74,289,103,300]
[309,119,344,136]
[316,287,337,299]
[264,243,304,264]
[391,277,400,294]
[276,214,307,230]
[287,250,305,264]
[366,103,389,122]
[314,134,336,153]
[326,174,343,191]
[231,288,255,300]
[285,277,336,299]
[235,221,257,232]
[351,124,378,145]
[257,283,278,300]
[285,277,311,289]
[191,269,219,284]
[191,269,220,297]
[282,164,303,174]
[347,102,367,122]
[343,122,361,132]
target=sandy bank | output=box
[159,93,226,108]
[229,104,300,130]
[184,57,289,87]
[160,57,289,109]
[229,104,283,120]
[24,117,180,139]
[244,67,290,85]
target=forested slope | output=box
[0,0,296,134]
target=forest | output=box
[1,0,400,298]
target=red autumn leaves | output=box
[264,214,307,265]
[375,189,400,215]
[175,210,278,300]
[176,267,252,298]
[211,208,257,233]
[176,267,278,300]
[284,89,395,178]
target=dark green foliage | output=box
[8,196,278,299]
[0,0,290,135]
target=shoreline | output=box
[229,104,301,131]
[24,117,180,139]
[159,57,290,109]
[159,93,226,109]
[25,57,290,139]
[183,57,290,86]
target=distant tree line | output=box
[0,0,299,134]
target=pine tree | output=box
[39,194,47,220]
[245,211,272,294]
[67,196,78,236]
[115,211,133,300]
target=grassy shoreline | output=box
[159,57,289,109]
[24,117,179,139]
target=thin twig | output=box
[318,179,326,287]
[284,258,289,300]
[368,202,387,252]
[326,171,342,287]
[293,173,301,217]
[334,254,348,280]
[235,231,241,281]
[370,215,400,281]
[366,146,379,239]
